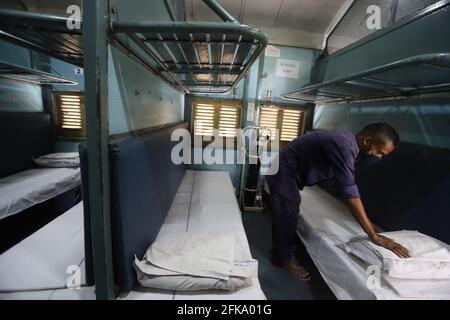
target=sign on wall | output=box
[265,45,281,58]
[275,58,300,79]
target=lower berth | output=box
[0,201,86,295]
[120,170,266,300]
[297,186,450,300]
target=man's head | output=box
[357,123,399,158]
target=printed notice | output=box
[275,59,300,79]
[265,45,280,58]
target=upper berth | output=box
[282,53,450,104]
[0,0,268,94]
[282,0,450,104]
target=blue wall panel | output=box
[314,97,450,149]
[0,40,43,112]
[260,45,319,104]
[108,46,184,135]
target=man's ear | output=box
[363,137,372,147]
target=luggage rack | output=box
[0,0,268,94]
[282,53,450,104]
[0,61,78,85]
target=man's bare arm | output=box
[345,197,410,258]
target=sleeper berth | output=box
[120,170,266,300]
[0,167,81,220]
[297,186,450,300]
[101,123,266,299]
[0,201,86,293]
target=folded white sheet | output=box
[344,230,450,280]
[0,168,81,220]
[33,152,80,168]
[383,275,450,299]
[147,232,236,280]
[134,232,257,292]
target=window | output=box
[259,105,306,143]
[192,99,241,140]
[53,92,86,139]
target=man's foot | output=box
[271,259,311,281]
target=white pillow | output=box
[343,230,450,279]
[33,152,80,168]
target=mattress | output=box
[297,186,450,300]
[0,201,86,292]
[0,167,81,220]
[0,287,95,300]
[120,170,267,300]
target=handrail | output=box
[111,21,267,43]
[0,8,81,32]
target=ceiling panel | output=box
[276,0,349,33]
[185,0,353,49]
[240,0,284,27]
[188,0,243,22]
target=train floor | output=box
[242,210,336,300]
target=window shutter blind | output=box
[259,105,305,142]
[193,99,241,139]
[53,92,86,138]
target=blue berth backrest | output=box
[0,112,52,178]
[78,143,95,286]
[109,123,187,291]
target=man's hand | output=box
[372,234,410,258]
[345,198,410,259]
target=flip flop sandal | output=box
[270,257,312,281]
[280,265,311,281]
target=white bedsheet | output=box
[297,186,450,300]
[120,170,266,300]
[0,167,81,220]
[0,201,86,292]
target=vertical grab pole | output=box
[83,0,116,300]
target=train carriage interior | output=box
[0,0,449,301]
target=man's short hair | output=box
[358,123,400,146]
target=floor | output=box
[242,210,336,300]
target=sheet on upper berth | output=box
[0,167,81,220]
[0,201,85,292]
[120,170,266,300]
[297,186,450,300]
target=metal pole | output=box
[82,0,116,300]
[202,0,239,24]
